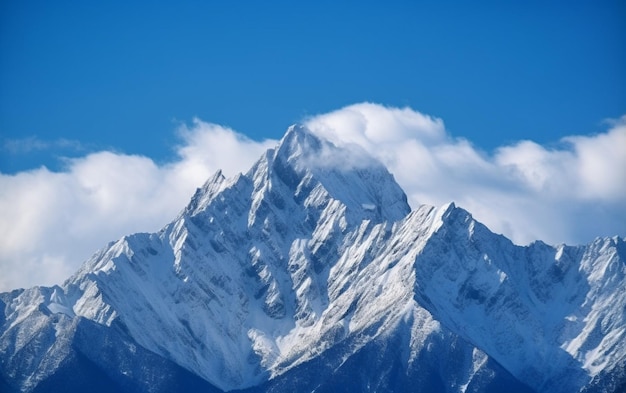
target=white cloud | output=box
[2,136,85,154]
[305,103,626,246]
[0,121,276,291]
[1,105,624,292]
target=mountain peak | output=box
[180,125,410,227]
[284,123,315,142]
[273,124,323,167]
[285,122,310,136]
[270,125,411,224]
[273,124,392,176]
[2,124,624,393]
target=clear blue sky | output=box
[1,0,625,173]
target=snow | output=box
[46,287,75,318]
[1,124,625,393]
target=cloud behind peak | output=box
[1,103,624,291]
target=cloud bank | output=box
[0,120,276,291]
[1,105,625,291]
[305,103,626,245]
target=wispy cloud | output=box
[2,136,85,154]
[0,105,624,292]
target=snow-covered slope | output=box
[409,204,626,392]
[1,125,624,393]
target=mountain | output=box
[1,125,625,393]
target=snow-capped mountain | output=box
[1,125,624,393]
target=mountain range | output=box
[1,125,625,392]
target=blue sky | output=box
[1,1,624,172]
[1,1,625,291]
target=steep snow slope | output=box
[407,203,626,392]
[1,125,624,393]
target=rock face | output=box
[1,125,624,393]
